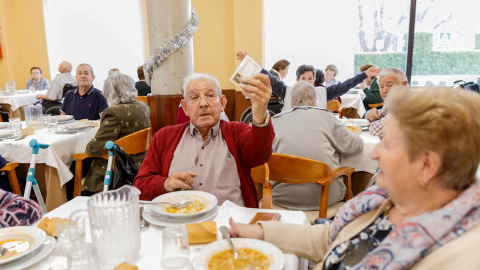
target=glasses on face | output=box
[186,91,219,104]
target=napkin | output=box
[185,221,217,244]
[37,217,68,237]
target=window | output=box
[43,0,145,89]
[264,0,480,86]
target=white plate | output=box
[0,226,46,265]
[0,130,15,138]
[51,115,74,122]
[151,191,218,218]
[143,205,218,227]
[15,90,30,94]
[59,121,91,131]
[1,235,55,270]
[193,238,285,270]
[340,118,370,127]
[0,122,10,129]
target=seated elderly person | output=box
[25,67,50,90]
[134,73,274,207]
[84,74,151,194]
[271,81,363,216]
[36,61,77,102]
[235,52,381,109]
[365,67,408,139]
[61,63,108,120]
[228,86,480,269]
[0,189,42,227]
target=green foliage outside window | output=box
[355,32,480,75]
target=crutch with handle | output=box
[103,140,117,192]
[25,139,48,213]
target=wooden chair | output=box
[71,127,152,197]
[262,153,354,223]
[0,163,22,195]
[251,163,271,206]
[368,103,383,109]
[136,96,148,105]
[327,100,346,118]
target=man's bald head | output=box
[59,61,73,73]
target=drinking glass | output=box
[162,225,190,269]
[9,117,21,132]
[29,85,35,93]
[5,81,15,94]
[47,118,58,132]
[56,219,83,256]
[67,243,100,270]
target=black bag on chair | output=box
[110,146,139,190]
[454,80,480,93]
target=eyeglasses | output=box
[186,92,219,104]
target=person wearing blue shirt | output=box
[61,63,108,120]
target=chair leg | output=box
[318,185,330,219]
[7,170,22,196]
[343,174,353,201]
[73,160,84,197]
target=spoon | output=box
[139,200,192,209]
[219,226,252,269]
[0,246,6,257]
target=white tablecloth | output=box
[27,197,309,270]
[341,131,380,174]
[340,93,366,117]
[0,90,47,111]
[0,122,99,186]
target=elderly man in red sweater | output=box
[134,73,274,208]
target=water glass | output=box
[67,243,100,270]
[162,225,190,269]
[9,117,21,132]
[56,219,83,256]
[29,85,35,93]
[47,118,58,132]
[5,81,15,93]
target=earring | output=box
[419,180,428,189]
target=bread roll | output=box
[37,217,68,237]
[114,262,138,270]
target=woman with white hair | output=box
[83,74,151,194]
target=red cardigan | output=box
[134,120,275,208]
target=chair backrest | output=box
[115,127,152,155]
[267,153,332,184]
[368,103,384,109]
[136,96,148,105]
[62,83,78,98]
[251,163,271,207]
[327,100,346,118]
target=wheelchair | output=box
[239,94,283,124]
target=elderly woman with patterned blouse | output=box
[228,86,480,269]
[83,74,151,194]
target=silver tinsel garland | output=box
[144,7,199,85]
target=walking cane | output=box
[103,140,117,192]
[25,139,48,213]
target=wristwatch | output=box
[252,111,270,128]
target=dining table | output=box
[25,196,310,270]
[0,120,99,211]
[339,91,366,118]
[0,90,48,120]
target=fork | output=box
[139,206,149,231]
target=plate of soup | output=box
[0,226,46,265]
[193,238,285,270]
[151,191,218,218]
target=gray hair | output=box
[108,68,121,76]
[378,67,408,83]
[77,63,94,76]
[291,81,316,106]
[103,74,138,106]
[181,73,222,98]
